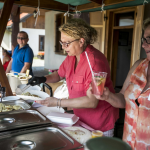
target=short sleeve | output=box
[24,48,34,63]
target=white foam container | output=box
[46,112,79,125]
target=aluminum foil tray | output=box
[0,100,31,112]
[0,126,83,150]
[0,109,52,132]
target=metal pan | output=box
[0,100,31,113]
[0,109,52,132]
[0,126,83,150]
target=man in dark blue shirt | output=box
[6,31,34,76]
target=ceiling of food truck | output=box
[0,0,150,12]
[54,0,91,6]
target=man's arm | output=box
[20,62,31,73]
[6,58,13,73]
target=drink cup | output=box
[91,72,107,95]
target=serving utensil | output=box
[15,85,31,95]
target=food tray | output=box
[16,90,49,100]
[0,100,31,112]
[0,126,83,150]
[46,112,79,125]
[0,109,52,132]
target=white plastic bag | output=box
[53,81,69,99]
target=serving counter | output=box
[0,98,83,150]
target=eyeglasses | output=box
[17,37,27,40]
[141,37,150,44]
[59,39,79,48]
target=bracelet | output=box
[59,99,62,109]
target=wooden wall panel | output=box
[90,11,103,25]
[130,5,144,67]
[92,27,102,51]
[22,15,45,29]
[20,6,49,15]
[90,11,106,53]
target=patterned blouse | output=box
[123,58,150,150]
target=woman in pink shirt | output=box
[28,18,119,136]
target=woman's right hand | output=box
[94,87,110,101]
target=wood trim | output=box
[113,25,134,29]
[39,35,45,51]
[0,0,15,45]
[106,6,136,13]
[0,0,70,12]
[78,0,134,11]
[113,7,136,14]
[104,11,114,70]
[91,25,104,28]
[0,0,14,96]
[102,10,106,54]
[130,5,144,67]
[111,30,119,86]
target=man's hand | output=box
[28,76,46,86]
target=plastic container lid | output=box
[46,112,79,125]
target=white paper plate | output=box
[62,126,92,144]
[17,84,41,92]
[2,96,20,101]
[16,90,49,100]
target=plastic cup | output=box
[91,72,107,95]
[91,130,103,138]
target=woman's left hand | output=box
[36,97,57,107]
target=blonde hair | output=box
[59,18,97,47]
[143,18,150,30]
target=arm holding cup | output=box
[88,59,142,108]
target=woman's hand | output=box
[94,87,110,101]
[36,97,57,107]
[87,85,110,101]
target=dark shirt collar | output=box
[17,44,29,49]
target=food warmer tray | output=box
[0,126,83,150]
[0,100,31,112]
[0,109,52,132]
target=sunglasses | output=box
[141,37,150,44]
[17,37,27,40]
[59,39,79,48]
